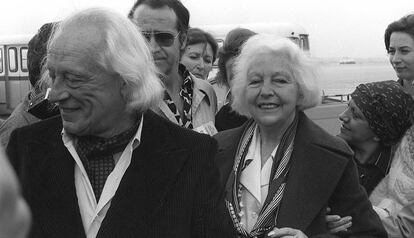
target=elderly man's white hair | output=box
[47,7,164,112]
[231,34,321,117]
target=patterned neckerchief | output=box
[76,118,141,201]
[164,64,194,129]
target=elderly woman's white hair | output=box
[47,7,164,112]
[231,34,321,117]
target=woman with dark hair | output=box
[337,81,413,196]
[214,28,256,131]
[180,27,218,80]
[385,13,414,96]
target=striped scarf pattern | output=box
[225,113,299,237]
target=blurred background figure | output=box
[337,80,413,195]
[180,27,218,80]
[0,146,30,238]
[386,13,414,97]
[214,35,386,237]
[0,22,58,148]
[214,28,256,131]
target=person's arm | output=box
[381,201,414,238]
[329,157,387,237]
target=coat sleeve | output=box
[381,201,414,238]
[329,157,388,237]
[191,137,236,238]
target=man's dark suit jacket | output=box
[7,110,233,238]
[214,112,388,237]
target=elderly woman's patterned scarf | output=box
[225,112,299,238]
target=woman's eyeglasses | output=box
[141,31,180,47]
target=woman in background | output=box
[214,34,386,237]
[337,80,413,196]
[214,28,256,131]
[180,27,218,80]
[328,13,414,237]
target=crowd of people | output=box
[0,0,413,237]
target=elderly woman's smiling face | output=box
[245,52,299,130]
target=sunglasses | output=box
[141,31,180,47]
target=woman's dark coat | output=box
[214,111,387,237]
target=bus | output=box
[197,22,310,56]
[0,35,31,115]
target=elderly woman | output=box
[180,27,218,80]
[214,35,386,237]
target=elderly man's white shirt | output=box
[62,116,143,238]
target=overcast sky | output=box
[1,0,413,58]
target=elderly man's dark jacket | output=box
[7,110,233,238]
[214,111,388,237]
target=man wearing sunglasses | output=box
[129,0,218,136]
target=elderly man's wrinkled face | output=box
[245,52,299,130]
[131,5,183,79]
[47,25,129,138]
[338,99,378,149]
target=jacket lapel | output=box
[214,124,247,190]
[29,131,86,238]
[97,111,190,237]
[276,113,349,231]
[192,77,214,114]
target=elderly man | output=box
[7,8,231,238]
[128,0,218,135]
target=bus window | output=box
[21,47,28,72]
[8,48,18,72]
[0,48,3,73]
[300,35,310,51]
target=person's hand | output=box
[267,227,308,237]
[326,207,352,233]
